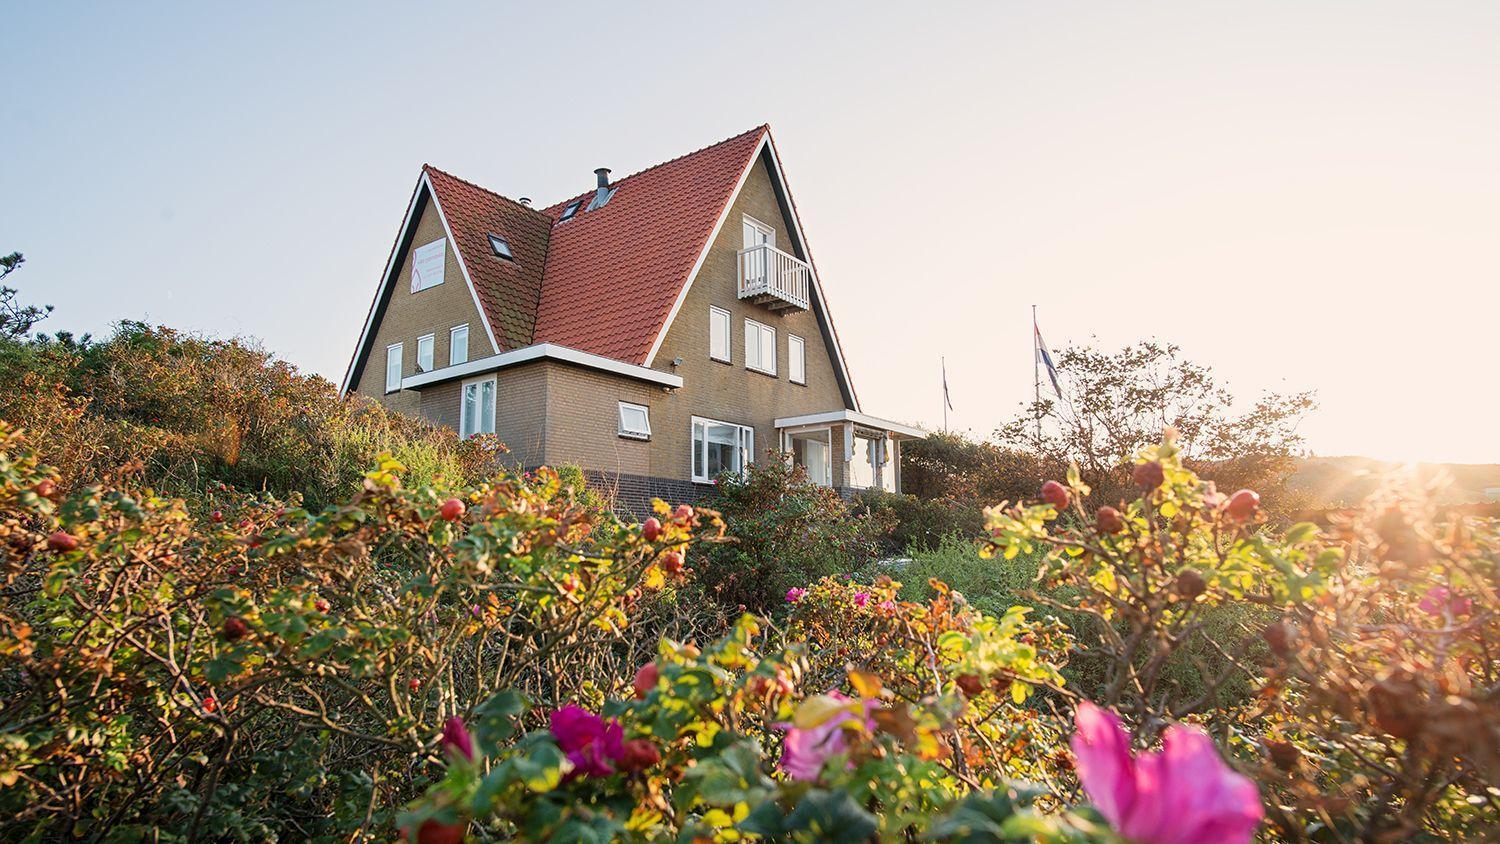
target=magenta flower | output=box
[786,587,808,603]
[1418,586,1472,618]
[877,599,897,612]
[549,705,625,778]
[1071,701,1262,844]
[852,592,870,608]
[776,692,874,781]
[441,716,475,762]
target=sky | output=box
[4,2,1498,464]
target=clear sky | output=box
[4,3,1497,463]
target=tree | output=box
[997,340,1315,511]
[0,252,52,339]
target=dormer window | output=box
[487,234,513,260]
[557,200,582,223]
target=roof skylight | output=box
[557,200,582,223]
[487,234,513,260]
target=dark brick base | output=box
[575,470,708,520]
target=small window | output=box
[385,343,403,393]
[692,417,754,483]
[449,324,469,366]
[416,334,435,373]
[460,376,496,438]
[618,402,651,440]
[411,238,446,292]
[487,234,513,260]
[557,200,582,223]
[788,334,806,384]
[709,306,731,362]
[744,318,776,375]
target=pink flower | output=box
[549,705,624,778]
[877,599,897,612]
[441,716,474,762]
[1071,701,1262,844]
[1418,586,1472,618]
[786,587,808,603]
[852,592,870,608]
[776,692,874,781]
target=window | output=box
[742,215,775,249]
[557,200,582,223]
[709,306,731,362]
[692,417,753,483]
[416,334,435,373]
[788,334,806,384]
[449,325,469,366]
[460,376,496,438]
[744,318,776,375]
[785,428,831,486]
[487,234,513,260]
[411,238,446,292]
[618,402,651,440]
[848,431,896,491]
[385,343,403,393]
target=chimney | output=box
[518,197,532,207]
[594,167,611,188]
[589,167,616,210]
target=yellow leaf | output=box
[848,670,883,700]
[793,694,859,729]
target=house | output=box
[342,125,923,514]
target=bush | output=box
[700,457,892,613]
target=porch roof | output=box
[773,410,925,439]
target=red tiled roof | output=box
[422,165,553,353]
[531,125,768,363]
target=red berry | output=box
[955,674,984,697]
[1265,740,1300,771]
[1040,481,1070,511]
[34,479,57,499]
[633,662,659,699]
[1262,622,1293,658]
[202,696,218,713]
[1175,570,1207,600]
[315,598,331,613]
[660,550,684,574]
[1095,506,1124,535]
[1225,489,1260,522]
[211,510,224,523]
[617,738,661,772]
[222,617,249,641]
[47,530,78,552]
[1132,461,1165,491]
[673,504,694,522]
[405,819,467,844]
[439,498,466,522]
[642,517,662,542]
[409,678,422,692]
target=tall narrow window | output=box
[416,334,435,373]
[788,334,806,384]
[449,324,469,366]
[744,318,776,375]
[709,306,731,362]
[460,377,496,438]
[385,343,403,393]
[785,428,831,486]
[691,417,754,483]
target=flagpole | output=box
[941,356,948,432]
[1032,305,1041,445]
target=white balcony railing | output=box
[736,244,811,311]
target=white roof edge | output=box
[400,342,683,390]
[773,410,926,439]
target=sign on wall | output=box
[411,238,447,292]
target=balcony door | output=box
[742,215,775,287]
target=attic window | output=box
[586,187,617,211]
[487,234,513,260]
[557,200,582,223]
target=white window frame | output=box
[742,214,775,248]
[691,416,754,483]
[459,375,497,439]
[618,402,651,440]
[449,324,470,366]
[416,333,435,373]
[788,334,806,385]
[782,426,832,487]
[384,343,403,394]
[744,318,776,376]
[709,306,731,363]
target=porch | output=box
[773,410,925,495]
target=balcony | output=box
[736,243,810,312]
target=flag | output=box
[942,357,955,412]
[1034,320,1062,399]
